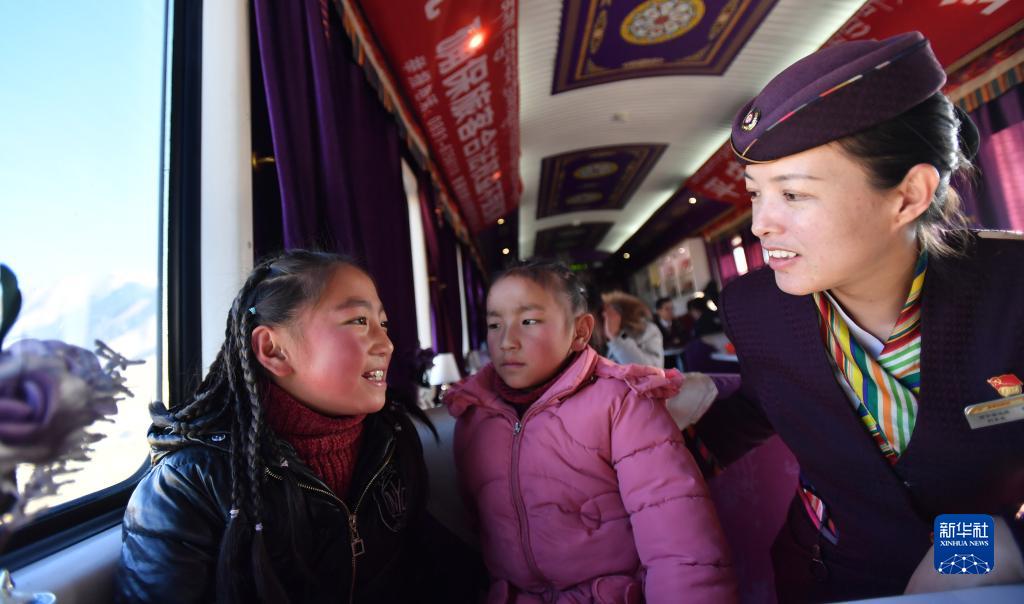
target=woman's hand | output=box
[664,372,718,429]
[603,304,623,341]
[904,516,1024,594]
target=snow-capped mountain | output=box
[7,274,158,362]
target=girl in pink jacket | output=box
[446,260,736,603]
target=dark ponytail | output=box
[837,92,976,256]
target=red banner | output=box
[356,0,520,234]
[821,0,1022,66]
[686,0,1023,232]
[688,143,749,206]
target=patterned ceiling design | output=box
[536,144,667,218]
[533,222,614,259]
[552,0,780,94]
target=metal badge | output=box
[987,373,1022,397]
[741,108,760,131]
[963,393,1024,430]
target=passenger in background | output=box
[675,32,1024,601]
[446,259,736,603]
[679,297,738,373]
[688,297,723,339]
[681,297,701,335]
[654,296,691,369]
[602,290,664,367]
[464,343,490,375]
[116,251,480,604]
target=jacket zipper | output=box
[264,442,395,603]
[484,378,595,590]
[508,414,549,588]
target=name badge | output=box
[963,394,1024,429]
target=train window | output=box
[0,2,170,510]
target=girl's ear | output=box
[251,325,293,377]
[571,313,596,351]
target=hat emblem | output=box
[741,108,760,131]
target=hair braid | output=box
[214,266,274,602]
[167,357,228,432]
[236,308,267,525]
[226,270,268,515]
[225,307,252,523]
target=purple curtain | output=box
[744,234,765,273]
[958,85,1024,231]
[438,225,464,370]
[709,228,765,289]
[252,0,418,389]
[708,236,738,286]
[461,248,487,352]
[416,170,464,370]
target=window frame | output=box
[0,0,200,569]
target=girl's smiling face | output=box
[745,143,916,297]
[486,275,590,390]
[265,265,393,416]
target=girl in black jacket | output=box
[116,250,480,603]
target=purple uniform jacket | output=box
[695,233,1024,602]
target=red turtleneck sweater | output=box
[262,382,365,499]
[493,352,581,416]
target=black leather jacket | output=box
[116,399,479,603]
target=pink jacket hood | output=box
[446,347,682,419]
[445,348,736,603]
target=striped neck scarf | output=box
[813,252,927,462]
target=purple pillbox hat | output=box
[730,31,946,164]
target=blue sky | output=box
[0,1,167,293]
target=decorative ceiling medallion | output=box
[621,0,705,46]
[537,144,667,219]
[573,161,620,179]
[741,107,759,131]
[553,0,780,94]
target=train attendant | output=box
[680,31,1024,602]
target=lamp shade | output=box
[428,352,461,386]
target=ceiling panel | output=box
[537,143,667,218]
[534,222,614,259]
[518,0,866,259]
[553,0,780,94]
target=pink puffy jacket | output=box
[446,348,736,603]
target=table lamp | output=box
[428,352,461,405]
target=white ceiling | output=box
[517,0,867,258]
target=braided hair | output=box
[162,250,357,602]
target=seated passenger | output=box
[602,290,664,368]
[116,250,480,603]
[446,259,736,603]
[654,296,691,369]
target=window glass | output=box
[0,1,169,508]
